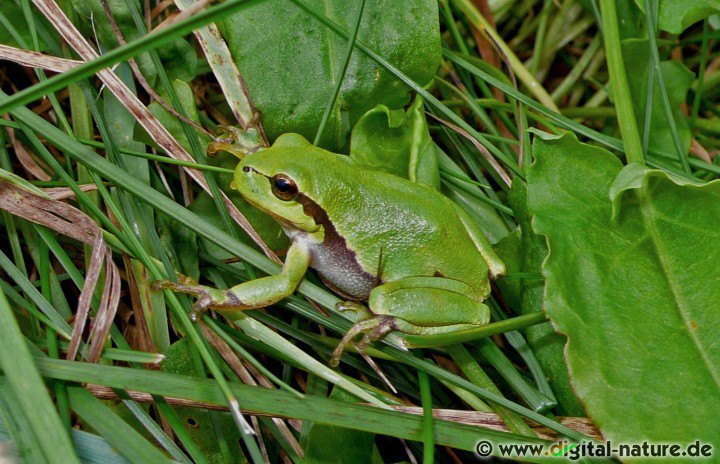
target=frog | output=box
[155,133,505,366]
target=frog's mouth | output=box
[233,165,322,236]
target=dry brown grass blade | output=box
[690,139,713,162]
[156,0,211,30]
[31,0,280,263]
[390,406,602,441]
[0,43,80,72]
[0,180,96,243]
[45,184,99,200]
[68,234,105,360]
[86,254,122,362]
[0,179,120,361]
[6,125,51,180]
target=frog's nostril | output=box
[242,166,251,173]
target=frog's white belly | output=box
[284,227,376,300]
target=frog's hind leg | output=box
[329,276,490,365]
[368,276,490,329]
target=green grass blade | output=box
[0,250,72,337]
[118,399,191,463]
[404,311,547,347]
[418,369,435,463]
[475,339,554,412]
[642,0,691,173]
[0,287,80,463]
[67,387,174,464]
[0,379,48,463]
[70,428,131,464]
[445,345,536,437]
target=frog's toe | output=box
[329,316,398,367]
[151,279,174,292]
[207,140,236,157]
[336,301,359,311]
[177,274,198,286]
[152,278,204,296]
[335,301,374,322]
[189,293,214,322]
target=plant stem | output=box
[599,0,645,165]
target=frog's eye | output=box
[271,174,298,201]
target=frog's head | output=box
[232,133,334,237]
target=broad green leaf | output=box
[634,0,720,34]
[507,181,585,416]
[616,0,644,39]
[527,131,720,453]
[223,0,441,151]
[349,96,440,189]
[621,39,694,158]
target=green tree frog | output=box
[156,133,505,365]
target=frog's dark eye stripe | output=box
[271,174,298,201]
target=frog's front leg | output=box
[330,276,490,365]
[154,241,311,320]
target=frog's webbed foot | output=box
[208,125,263,159]
[329,315,398,367]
